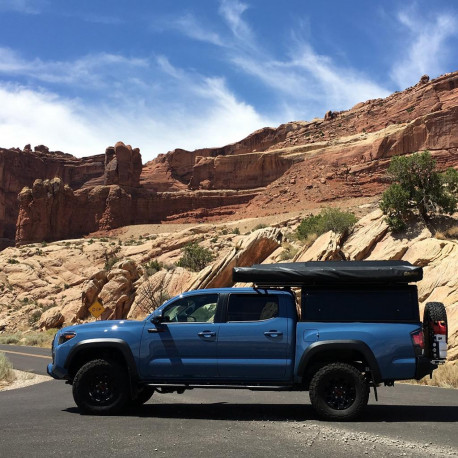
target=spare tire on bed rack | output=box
[423,302,448,361]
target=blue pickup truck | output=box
[48,261,448,420]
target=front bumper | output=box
[415,357,437,380]
[47,363,67,379]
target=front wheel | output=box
[309,362,369,421]
[72,359,129,415]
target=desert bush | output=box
[279,243,299,261]
[143,259,163,277]
[380,151,458,231]
[253,223,268,231]
[176,242,214,272]
[135,279,170,316]
[297,208,357,240]
[0,352,16,385]
[0,329,57,348]
[104,256,120,271]
[27,310,42,326]
[402,362,458,389]
[0,333,21,345]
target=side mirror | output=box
[152,310,164,325]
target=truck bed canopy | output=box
[232,261,423,285]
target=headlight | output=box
[58,331,76,345]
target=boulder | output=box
[343,210,388,260]
[294,231,345,262]
[39,307,64,329]
[188,227,282,290]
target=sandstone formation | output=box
[104,142,142,187]
[1,220,283,331]
[1,210,456,363]
[3,72,458,245]
[0,146,104,247]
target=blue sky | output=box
[0,0,457,162]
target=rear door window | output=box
[227,294,279,322]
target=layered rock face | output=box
[143,72,458,196]
[0,146,104,247]
[1,211,457,365]
[8,71,458,244]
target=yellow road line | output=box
[0,349,51,360]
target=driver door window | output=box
[163,294,218,323]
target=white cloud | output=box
[168,13,224,46]
[215,2,390,118]
[391,10,458,89]
[219,0,252,43]
[0,47,148,88]
[0,84,104,154]
[0,63,272,161]
[0,0,46,14]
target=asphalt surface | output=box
[1,345,458,457]
[0,344,51,375]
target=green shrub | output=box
[279,243,299,261]
[176,242,214,272]
[0,334,20,345]
[380,151,458,231]
[104,256,120,271]
[253,223,268,231]
[7,259,19,264]
[0,352,15,384]
[297,208,357,239]
[232,227,241,235]
[28,310,42,326]
[144,259,163,277]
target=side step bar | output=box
[146,383,294,391]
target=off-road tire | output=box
[423,302,448,359]
[72,359,129,415]
[309,362,369,421]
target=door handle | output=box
[264,331,283,338]
[148,328,164,333]
[198,331,216,338]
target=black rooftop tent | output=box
[232,261,423,285]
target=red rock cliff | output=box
[0,145,104,247]
[10,71,458,244]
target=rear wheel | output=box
[72,359,129,415]
[309,362,369,421]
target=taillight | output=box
[411,329,425,357]
[432,321,447,335]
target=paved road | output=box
[0,344,51,375]
[1,345,457,457]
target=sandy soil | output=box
[0,370,51,391]
[97,196,380,241]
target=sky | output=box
[0,0,457,162]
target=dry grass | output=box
[0,329,57,348]
[401,362,458,389]
[433,223,458,240]
[0,352,16,387]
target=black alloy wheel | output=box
[309,362,369,421]
[72,358,129,415]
